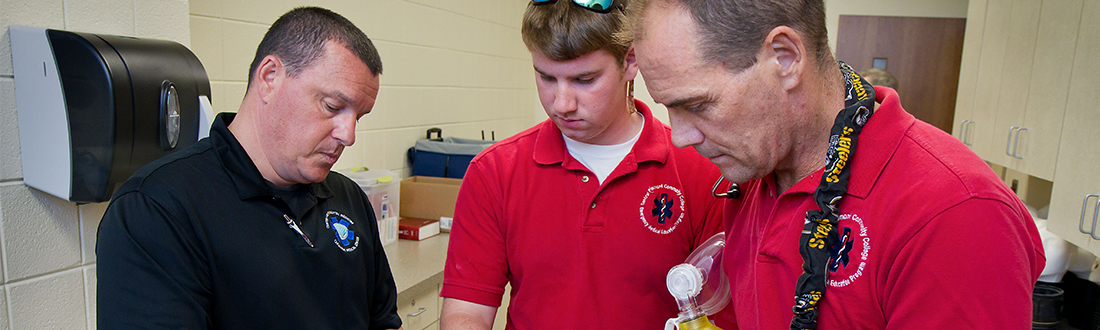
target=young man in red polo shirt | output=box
[622,0,1045,328]
[439,0,726,329]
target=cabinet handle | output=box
[1093,199,1100,240]
[965,120,975,146]
[1012,127,1027,159]
[1081,194,1100,235]
[1006,126,1021,156]
[407,307,427,317]
[959,120,971,143]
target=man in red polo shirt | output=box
[621,0,1045,328]
[439,0,725,329]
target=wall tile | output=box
[373,41,531,89]
[79,202,107,264]
[0,77,20,181]
[221,0,294,25]
[220,81,247,113]
[0,184,81,281]
[189,0,222,18]
[0,0,66,76]
[63,0,135,36]
[189,16,224,81]
[0,284,7,330]
[404,0,525,29]
[134,0,190,47]
[84,266,96,330]
[7,268,86,330]
[220,20,267,82]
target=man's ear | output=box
[622,45,639,81]
[760,26,806,91]
[254,55,285,104]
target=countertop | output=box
[383,233,449,305]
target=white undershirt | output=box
[562,117,645,185]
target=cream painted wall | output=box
[188,0,540,177]
[0,1,190,329]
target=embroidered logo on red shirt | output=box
[639,184,685,234]
[827,213,871,288]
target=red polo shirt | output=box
[442,101,726,329]
[720,87,1045,329]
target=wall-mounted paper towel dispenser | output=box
[10,26,214,203]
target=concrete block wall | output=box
[1,0,190,328]
[189,0,542,176]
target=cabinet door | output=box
[1017,0,1085,180]
[968,0,1013,160]
[1047,0,1100,255]
[398,284,442,330]
[953,0,989,144]
[989,0,1042,168]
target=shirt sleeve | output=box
[881,197,1044,329]
[441,160,510,306]
[96,191,213,329]
[362,189,402,330]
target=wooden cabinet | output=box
[952,0,987,147]
[954,0,1082,181]
[987,0,1041,169]
[1047,0,1100,255]
[957,0,1100,254]
[397,283,442,330]
[1014,0,1084,180]
[965,0,1012,161]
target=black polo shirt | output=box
[97,113,401,330]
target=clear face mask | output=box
[665,232,731,330]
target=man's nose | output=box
[668,112,703,149]
[334,114,357,146]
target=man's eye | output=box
[325,103,340,111]
[576,77,595,84]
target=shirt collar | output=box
[532,99,670,167]
[211,113,334,202]
[786,86,910,198]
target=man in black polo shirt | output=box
[96,7,401,329]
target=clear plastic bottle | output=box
[665,233,729,330]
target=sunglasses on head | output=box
[531,0,622,13]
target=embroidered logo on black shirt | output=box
[325,211,360,252]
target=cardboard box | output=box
[398,218,440,241]
[400,176,462,232]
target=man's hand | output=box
[440,298,498,330]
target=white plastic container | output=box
[340,168,400,245]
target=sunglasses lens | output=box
[532,0,554,3]
[574,0,614,11]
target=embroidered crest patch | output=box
[325,211,359,252]
[638,184,686,234]
[827,213,871,288]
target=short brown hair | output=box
[522,0,630,63]
[620,0,831,72]
[248,7,382,87]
